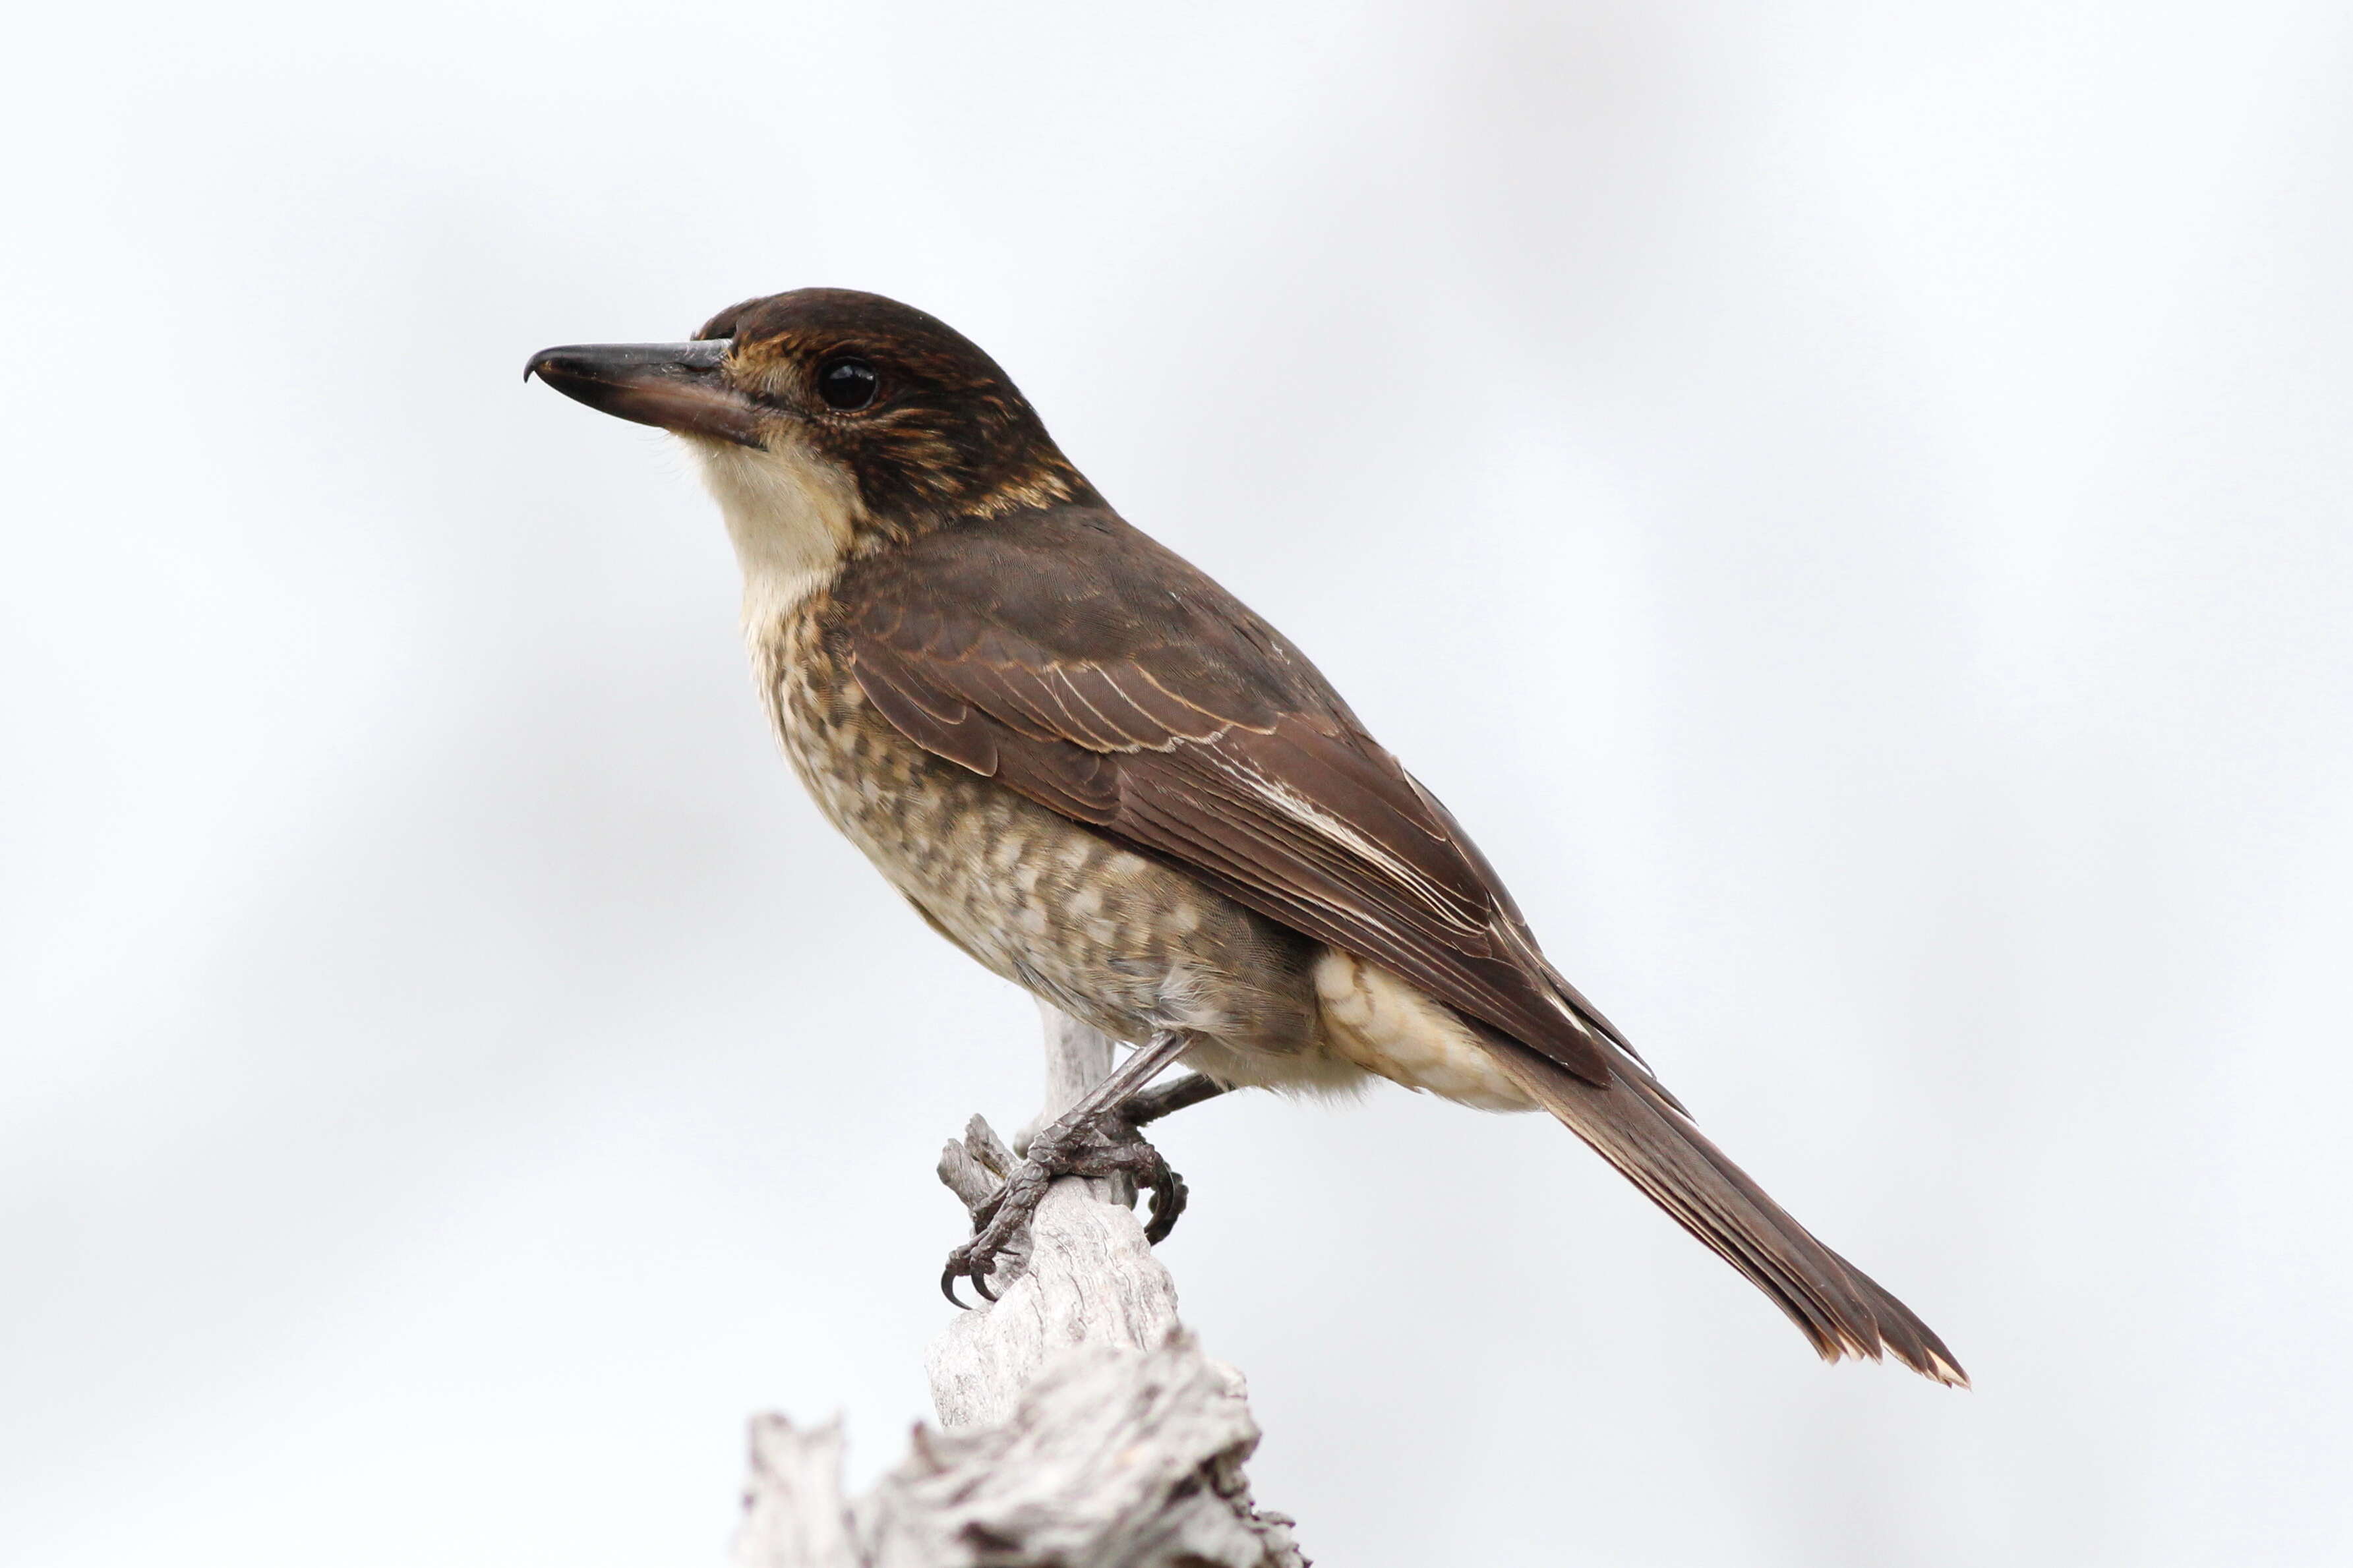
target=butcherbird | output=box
[527,289,1965,1385]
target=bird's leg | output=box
[1123,1070,1230,1128]
[941,1028,1196,1306]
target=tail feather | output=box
[1481,1031,1968,1387]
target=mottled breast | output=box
[751,592,1349,1092]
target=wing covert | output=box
[838,508,1624,1086]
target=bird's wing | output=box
[838,508,1627,1086]
[839,508,1968,1384]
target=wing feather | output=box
[836,509,1619,1086]
[825,507,1965,1383]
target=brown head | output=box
[527,290,1096,573]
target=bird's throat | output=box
[688,432,863,633]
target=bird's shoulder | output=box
[825,503,1630,1084]
[830,504,1352,738]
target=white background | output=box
[6,3,2349,1564]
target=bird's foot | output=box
[938,1109,1188,1308]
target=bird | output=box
[526,287,1967,1385]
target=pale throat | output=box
[686,431,862,635]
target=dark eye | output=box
[817,356,879,411]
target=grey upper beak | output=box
[525,339,765,447]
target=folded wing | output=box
[842,508,1627,1088]
[835,506,1965,1383]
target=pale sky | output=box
[5,4,2350,1564]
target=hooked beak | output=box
[525,339,765,447]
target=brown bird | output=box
[527,289,1967,1385]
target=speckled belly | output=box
[756,605,1353,1093]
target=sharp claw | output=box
[937,1097,1197,1307]
[1142,1167,1188,1244]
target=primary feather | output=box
[839,503,1966,1385]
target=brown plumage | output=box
[527,287,1967,1385]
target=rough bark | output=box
[730,1004,1306,1568]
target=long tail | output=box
[1480,1030,1969,1387]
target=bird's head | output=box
[528,289,1092,568]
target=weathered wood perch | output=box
[729,1003,1309,1568]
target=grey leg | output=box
[942,1028,1195,1306]
[1125,1071,1232,1128]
